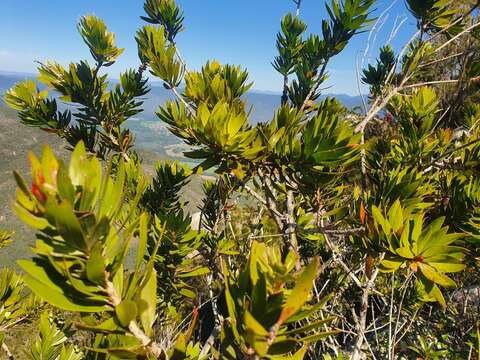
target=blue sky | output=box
[0,0,416,95]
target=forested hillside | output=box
[0,106,65,267]
[0,0,479,359]
[0,106,207,268]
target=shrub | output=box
[2,0,480,358]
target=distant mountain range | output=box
[0,71,364,124]
[0,70,365,158]
[0,71,365,264]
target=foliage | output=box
[0,230,13,250]
[4,15,148,160]
[367,200,465,307]
[27,312,83,360]
[2,0,480,358]
[0,268,34,333]
[13,142,165,356]
[221,242,336,359]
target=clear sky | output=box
[0,0,416,95]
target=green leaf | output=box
[21,273,107,312]
[417,276,446,308]
[285,293,333,323]
[388,199,404,233]
[137,270,157,336]
[86,243,106,286]
[268,346,307,360]
[179,288,196,299]
[283,316,336,335]
[45,198,86,250]
[78,15,124,65]
[115,300,138,328]
[300,330,341,343]
[251,272,267,319]
[277,257,319,325]
[14,203,49,230]
[396,246,414,259]
[77,317,120,332]
[249,241,263,285]
[418,263,456,288]
[379,258,403,272]
[372,205,391,235]
[178,267,210,278]
[223,262,242,342]
[268,339,298,355]
[135,213,148,274]
[428,262,465,273]
[244,310,269,337]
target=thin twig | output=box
[401,79,466,90]
[396,308,420,344]
[199,272,224,358]
[434,21,480,53]
[423,137,480,172]
[258,168,286,231]
[1,343,13,360]
[391,273,413,359]
[300,62,328,112]
[199,317,224,358]
[355,27,421,133]
[285,190,300,258]
[362,0,400,68]
[419,52,465,68]
[293,0,302,17]
[232,175,284,221]
[388,273,395,360]
[170,86,195,117]
[352,267,380,360]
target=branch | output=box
[354,88,399,133]
[435,21,480,54]
[199,317,224,358]
[304,226,365,235]
[355,26,421,133]
[232,174,284,221]
[174,46,189,74]
[300,62,328,112]
[198,272,223,358]
[351,267,380,360]
[261,172,286,231]
[170,86,196,117]
[401,77,480,90]
[246,207,265,248]
[390,274,414,359]
[323,234,363,289]
[419,52,465,68]
[356,70,480,134]
[422,137,480,172]
[285,190,299,256]
[294,0,302,17]
[1,343,13,360]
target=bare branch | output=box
[435,21,480,54]
[170,86,196,117]
[293,0,302,17]
[232,174,285,221]
[1,343,13,360]
[285,190,299,257]
[352,267,380,360]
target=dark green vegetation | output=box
[1,0,480,359]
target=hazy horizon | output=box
[0,0,416,96]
